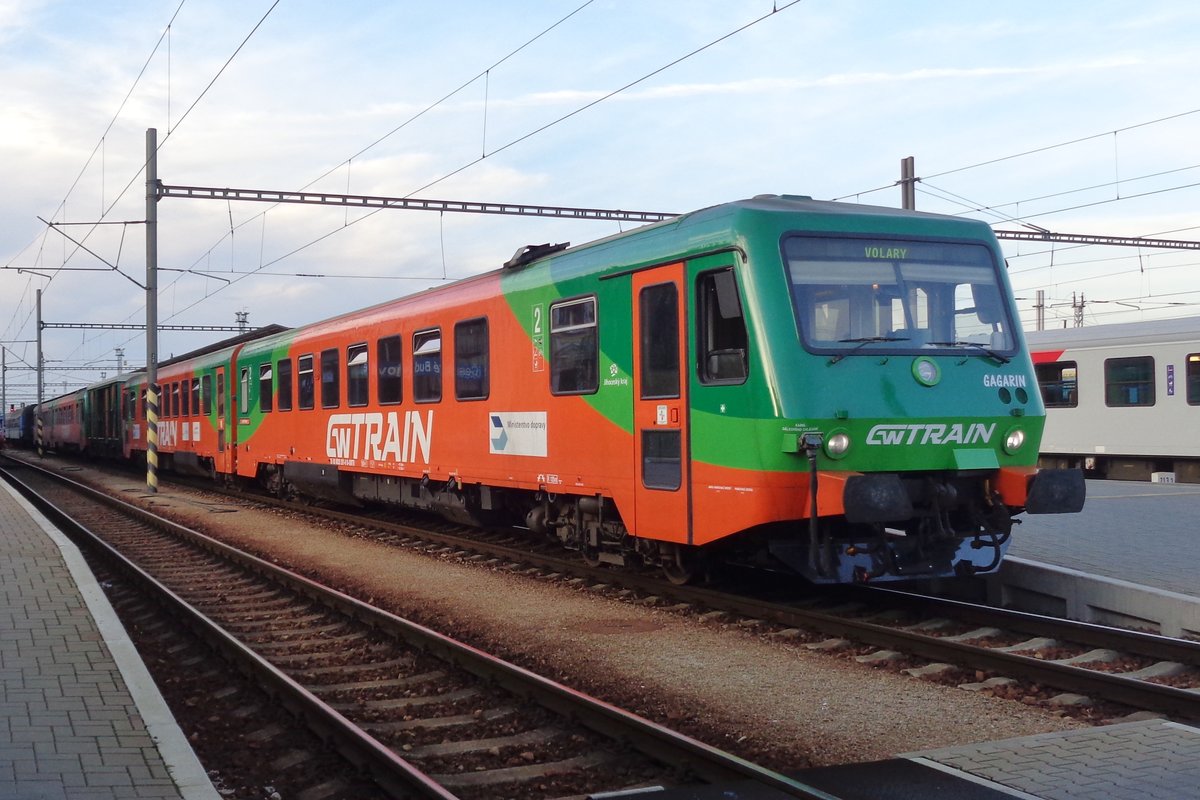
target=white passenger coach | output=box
[1027,315,1200,483]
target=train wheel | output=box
[661,544,698,585]
[581,544,602,568]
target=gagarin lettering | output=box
[983,374,1027,388]
[325,410,433,465]
[866,422,995,446]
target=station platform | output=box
[0,478,217,800]
[643,719,1200,800]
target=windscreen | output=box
[784,235,1015,355]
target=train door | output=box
[215,366,232,474]
[631,263,691,544]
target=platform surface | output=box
[0,477,216,800]
[903,718,1200,800]
[1009,478,1200,597]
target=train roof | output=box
[240,194,1000,349]
[158,323,290,368]
[1025,315,1200,350]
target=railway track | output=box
[0,456,833,800]
[110,458,1200,723]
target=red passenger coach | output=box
[42,391,86,453]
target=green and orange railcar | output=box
[103,195,1082,583]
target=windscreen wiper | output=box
[828,335,910,364]
[928,340,1011,364]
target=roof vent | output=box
[504,242,570,269]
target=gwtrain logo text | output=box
[866,422,995,446]
[325,411,433,466]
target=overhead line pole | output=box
[36,290,43,457]
[146,129,159,494]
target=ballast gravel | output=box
[64,461,1084,770]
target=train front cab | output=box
[675,212,1086,584]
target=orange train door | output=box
[215,366,232,475]
[631,263,691,544]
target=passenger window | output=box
[377,336,402,405]
[347,344,368,407]
[454,318,489,400]
[550,297,598,395]
[298,355,315,410]
[192,379,200,416]
[1035,361,1078,408]
[259,364,273,412]
[181,379,190,417]
[1188,354,1200,406]
[277,359,293,411]
[321,349,339,409]
[1105,356,1154,407]
[697,269,748,384]
[202,375,212,416]
[240,369,250,414]
[413,329,442,403]
[639,283,679,399]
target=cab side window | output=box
[697,268,748,384]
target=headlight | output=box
[1004,428,1026,454]
[825,430,851,459]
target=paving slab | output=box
[0,478,216,800]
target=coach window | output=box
[347,344,369,407]
[181,379,190,417]
[697,269,748,384]
[413,329,442,403]
[550,297,598,394]
[259,364,273,412]
[277,359,293,411]
[240,369,251,414]
[298,355,315,410]
[454,318,489,400]
[1189,355,1200,405]
[192,379,200,416]
[202,375,212,416]
[377,336,402,404]
[1105,356,1155,407]
[1035,361,1078,408]
[321,348,340,409]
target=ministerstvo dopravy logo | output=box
[488,412,548,457]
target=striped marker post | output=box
[146,386,158,493]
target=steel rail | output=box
[211,484,1200,719]
[0,460,456,800]
[1,456,837,800]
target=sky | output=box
[4,0,1200,404]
